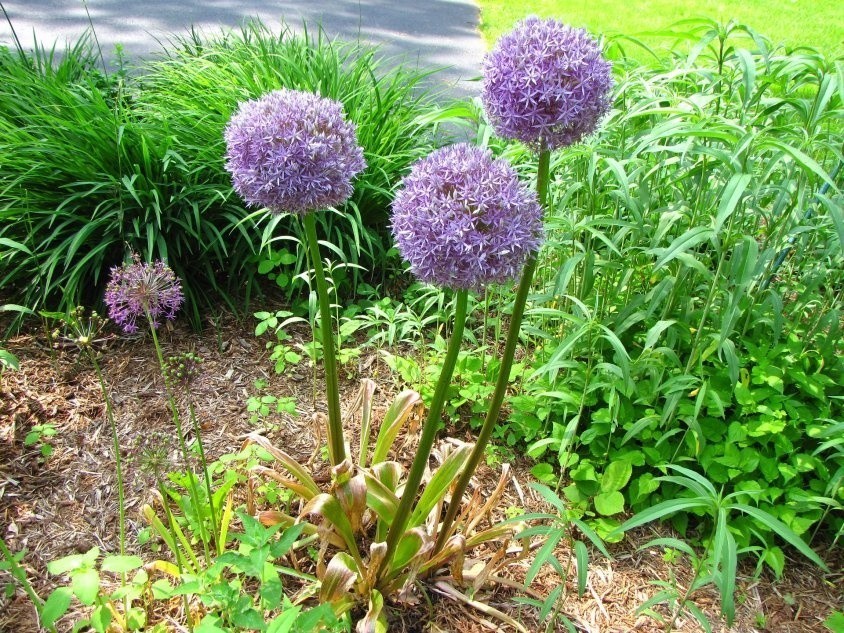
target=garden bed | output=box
[1,317,840,632]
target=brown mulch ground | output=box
[1,314,842,632]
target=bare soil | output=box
[1,315,841,632]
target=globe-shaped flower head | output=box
[224,89,366,214]
[391,144,543,291]
[483,17,613,151]
[104,256,184,334]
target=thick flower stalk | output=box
[225,89,365,466]
[482,16,613,151]
[104,256,184,334]
[437,19,613,552]
[383,144,542,572]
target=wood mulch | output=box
[1,313,841,632]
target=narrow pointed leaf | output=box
[611,498,710,537]
[247,435,320,498]
[409,444,471,527]
[731,503,828,571]
[303,494,363,566]
[371,390,421,465]
[574,540,589,598]
[319,553,358,604]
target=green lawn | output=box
[477,0,844,57]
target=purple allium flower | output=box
[391,144,543,291]
[104,256,184,334]
[482,17,613,150]
[224,89,366,215]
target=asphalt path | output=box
[0,0,485,97]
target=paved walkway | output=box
[0,0,485,97]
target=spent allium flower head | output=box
[224,89,366,215]
[391,144,543,291]
[104,256,184,334]
[482,16,613,150]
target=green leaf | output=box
[574,540,588,598]
[571,517,612,559]
[409,444,471,527]
[303,495,363,567]
[278,251,297,265]
[734,383,754,406]
[100,555,143,574]
[611,498,709,537]
[714,173,751,233]
[650,226,713,271]
[233,607,265,629]
[71,567,100,605]
[525,529,564,584]
[594,491,625,516]
[47,548,98,576]
[359,588,388,633]
[270,522,307,559]
[629,473,661,504]
[371,390,422,464]
[530,462,557,484]
[762,546,785,580]
[824,611,844,633]
[319,552,358,604]
[247,435,320,499]
[0,350,20,371]
[600,461,633,494]
[266,607,301,633]
[686,601,713,633]
[529,482,567,515]
[41,588,72,628]
[196,614,228,633]
[731,503,828,571]
[638,537,695,557]
[644,320,676,350]
[126,606,146,630]
[90,604,112,633]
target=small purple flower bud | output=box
[483,17,614,150]
[391,144,543,291]
[104,256,184,334]
[224,89,366,215]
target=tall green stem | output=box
[380,289,469,578]
[436,149,551,553]
[87,350,125,557]
[188,400,220,554]
[303,212,346,466]
[148,321,211,563]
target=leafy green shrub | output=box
[0,22,445,323]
